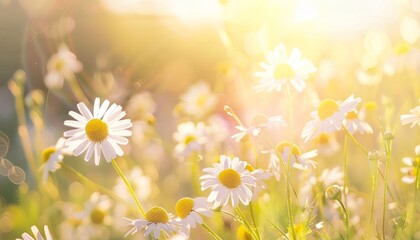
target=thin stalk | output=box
[8,80,39,186]
[336,199,350,240]
[249,202,261,240]
[190,152,201,195]
[409,163,420,237]
[68,74,90,104]
[342,125,368,156]
[382,136,392,240]
[368,159,379,239]
[111,159,146,217]
[61,163,128,204]
[285,85,296,240]
[236,207,260,240]
[343,134,349,204]
[202,222,222,240]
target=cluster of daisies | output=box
[18,42,420,240]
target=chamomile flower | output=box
[75,192,112,226]
[232,114,287,142]
[175,197,212,237]
[301,95,361,142]
[178,81,218,119]
[44,44,82,89]
[64,98,132,165]
[41,137,70,183]
[343,110,373,135]
[200,155,256,208]
[400,105,420,128]
[123,206,178,239]
[17,225,53,240]
[254,43,317,93]
[314,132,340,156]
[400,145,420,184]
[245,164,271,198]
[173,121,207,158]
[126,91,157,122]
[268,141,317,181]
[300,167,344,204]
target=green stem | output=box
[111,159,146,217]
[409,163,420,237]
[9,80,39,186]
[342,125,368,156]
[368,159,379,239]
[336,199,350,239]
[343,134,349,205]
[190,152,201,195]
[61,163,128,204]
[202,222,222,240]
[236,207,259,240]
[285,85,296,240]
[382,136,392,240]
[249,202,261,240]
[68,74,90,105]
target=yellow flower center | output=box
[175,197,194,219]
[218,169,241,188]
[85,119,108,142]
[318,99,339,120]
[90,208,106,224]
[237,225,253,240]
[394,42,411,55]
[251,114,268,126]
[245,164,255,172]
[184,135,196,145]
[276,141,301,156]
[274,63,295,79]
[41,147,56,163]
[365,65,380,75]
[54,59,65,71]
[346,111,358,120]
[318,133,330,144]
[363,101,377,111]
[196,95,208,107]
[145,206,169,223]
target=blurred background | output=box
[1,0,420,239]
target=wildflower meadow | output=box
[1,1,420,239]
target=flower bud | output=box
[325,184,343,200]
[384,131,394,141]
[368,150,384,162]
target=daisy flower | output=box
[268,141,317,181]
[123,206,178,239]
[17,225,53,240]
[44,44,82,89]
[75,192,112,226]
[300,167,344,204]
[245,164,271,199]
[232,114,287,142]
[64,98,132,165]
[301,95,361,142]
[343,110,373,135]
[41,137,70,183]
[178,81,218,119]
[254,43,317,93]
[175,197,212,237]
[126,91,157,122]
[400,145,420,184]
[314,132,340,156]
[400,105,420,128]
[200,155,256,208]
[173,121,207,158]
